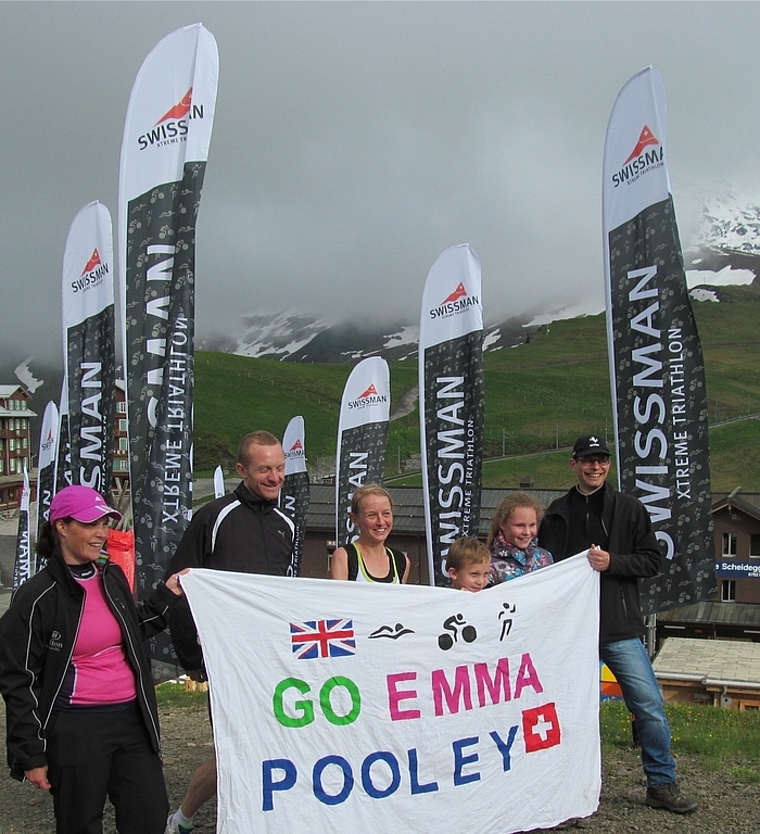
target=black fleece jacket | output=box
[0,550,178,780]
[166,481,295,671]
[538,482,662,644]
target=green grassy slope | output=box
[194,290,760,491]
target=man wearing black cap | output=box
[538,434,698,815]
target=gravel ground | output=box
[0,699,757,833]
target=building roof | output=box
[657,601,760,629]
[712,489,760,523]
[0,383,35,417]
[307,485,566,537]
[0,407,36,418]
[653,636,760,685]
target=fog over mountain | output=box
[193,192,757,363]
[8,152,760,475]
[4,2,760,379]
[7,199,760,467]
[7,191,760,397]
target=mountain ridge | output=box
[198,192,760,363]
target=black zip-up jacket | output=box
[0,550,178,781]
[166,481,295,671]
[537,482,662,645]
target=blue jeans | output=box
[601,637,676,787]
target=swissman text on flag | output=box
[419,244,484,586]
[118,25,218,663]
[62,201,116,499]
[335,357,390,547]
[12,466,31,589]
[602,67,714,613]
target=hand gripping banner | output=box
[119,23,218,659]
[181,554,601,834]
[419,244,484,586]
[602,67,714,613]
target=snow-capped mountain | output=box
[203,311,541,364]
[684,192,760,290]
[201,192,760,364]
[696,192,760,255]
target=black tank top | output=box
[345,541,407,583]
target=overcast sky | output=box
[2,1,760,372]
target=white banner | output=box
[35,400,60,546]
[118,23,218,208]
[282,416,308,476]
[38,401,60,474]
[336,358,391,434]
[603,67,670,232]
[182,554,600,834]
[213,465,226,499]
[62,201,114,328]
[418,243,484,350]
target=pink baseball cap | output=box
[49,485,122,525]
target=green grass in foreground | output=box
[157,684,760,783]
[600,700,760,783]
[156,683,209,709]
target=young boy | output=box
[446,536,491,592]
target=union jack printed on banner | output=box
[290,619,356,659]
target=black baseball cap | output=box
[572,435,610,458]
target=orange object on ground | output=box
[600,661,624,700]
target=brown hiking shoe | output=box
[646,782,698,814]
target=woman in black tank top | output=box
[329,484,410,583]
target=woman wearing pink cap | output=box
[0,485,186,834]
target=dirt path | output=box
[0,700,757,833]
[390,384,418,421]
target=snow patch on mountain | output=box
[697,192,760,254]
[686,266,754,289]
[690,288,719,302]
[233,312,329,359]
[483,329,503,350]
[383,325,419,350]
[526,298,604,328]
[219,192,760,363]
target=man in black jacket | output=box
[165,430,295,834]
[538,434,697,815]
